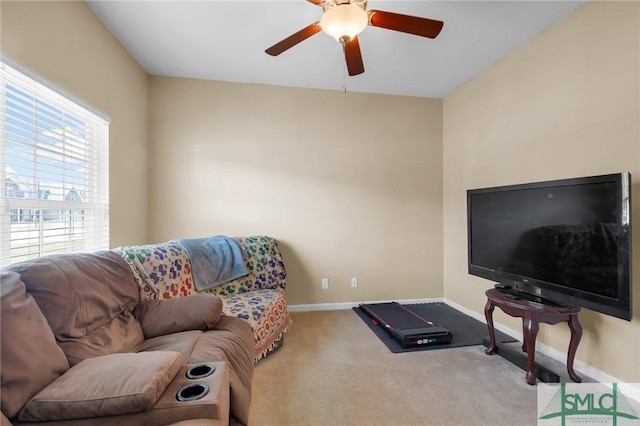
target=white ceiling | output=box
[87,0,585,98]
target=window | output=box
[1,61,110,266]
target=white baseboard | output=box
[290,298,630,387]
[288,297,443,312]
[442,298,627,385]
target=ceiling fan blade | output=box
[343,36,364,76]
[265,22,322,56]
[368,10,444,39]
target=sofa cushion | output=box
[134,293,223,338]
[59,310,145,367]
[138,330,204,361]
[204,236,287,298]
[114,242,196,300]
[18,351,183,422]
[0,271,70,419]
[6,251,145,366]
[222,288,292,360]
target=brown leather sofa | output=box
[1,251,254,425]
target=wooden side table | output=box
[484,288,583,385]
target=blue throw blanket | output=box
[173,235,249,291]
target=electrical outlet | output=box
[351,277,358,288]
[322,278,329,290]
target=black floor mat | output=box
[353,301,516,353]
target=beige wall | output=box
[148,77,443,305]
[0,1,149,247]
[443,1,640,381]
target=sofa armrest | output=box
[18,352,183,422]
[149,362,229,426]
[134,294,223,338]
[203,236,287,298]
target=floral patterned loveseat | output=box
[114,236,292,362]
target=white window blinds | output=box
[0,61,110,267]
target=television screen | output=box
[467,173,632,320]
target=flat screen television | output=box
[467,172,632,320]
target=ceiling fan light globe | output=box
[320,4,368,42]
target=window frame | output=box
[0,58,110,266]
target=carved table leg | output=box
[484,299,497,355]
[523,314,539,385]
[567,313,583,383]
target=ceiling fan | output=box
[265,0,444,77]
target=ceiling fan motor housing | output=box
[320,3,368,42]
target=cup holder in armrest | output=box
[176,383,210,402]
[186,363,216,379]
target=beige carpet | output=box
[249,309,540,426]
